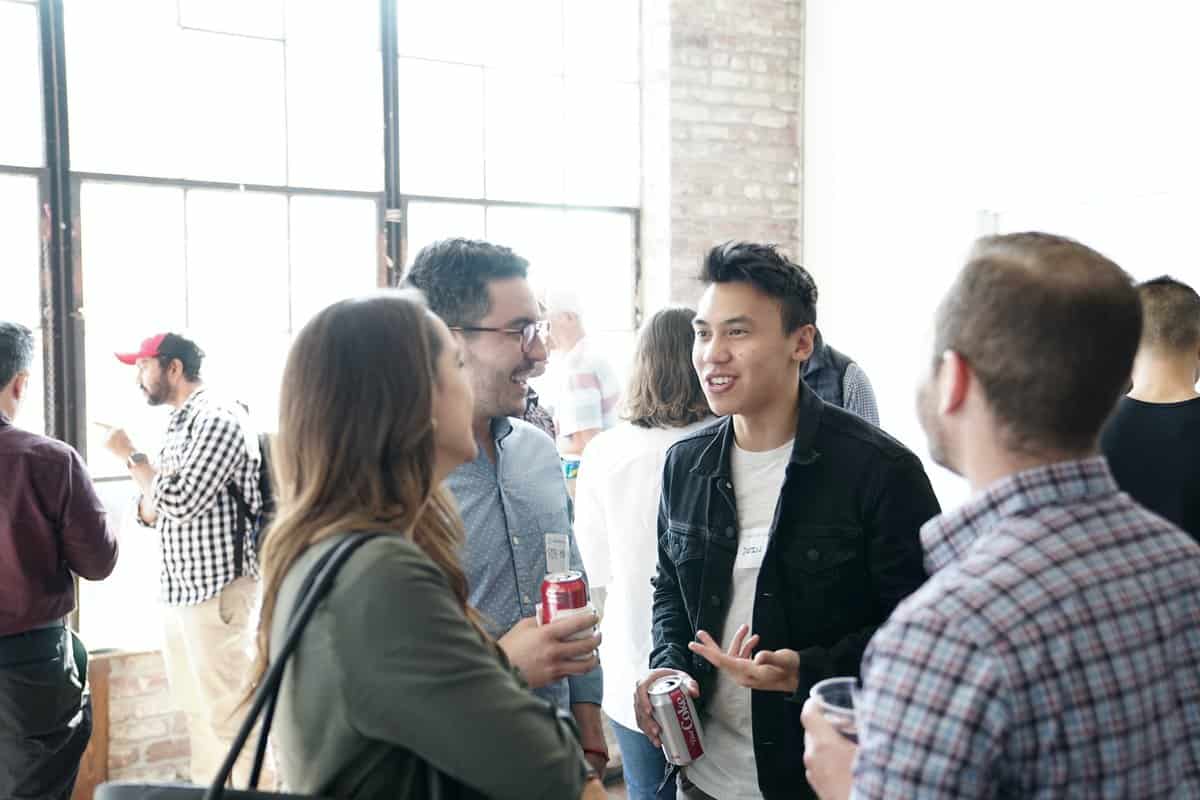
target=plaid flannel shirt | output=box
[841,362,879,427]
[146,388,262,606]
[854,457,1200,798]
[524,388,557,440]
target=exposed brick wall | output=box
[666,0,805,305]
[104,651,190,782]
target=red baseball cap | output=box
[114,333,169,365]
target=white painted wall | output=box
[804,0,1200,508]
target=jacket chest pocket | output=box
[665,522,707,566]
[663,522,716,624]
[782,526,865,623]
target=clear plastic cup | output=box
[809,676,861,743]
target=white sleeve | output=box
[571,445,613,587]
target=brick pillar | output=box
[641,0,805,308]
[104,651,191,782]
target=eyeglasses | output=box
[450,320,550,353]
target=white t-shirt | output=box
[687,439,792,800]
[571,418,715,731]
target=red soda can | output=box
[649,675,705,765]
[539,570,588,625]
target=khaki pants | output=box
[162,576,268,787]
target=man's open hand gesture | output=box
[688,624,800,693]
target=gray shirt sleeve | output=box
[337,538,589,800]
[842,362,881,427]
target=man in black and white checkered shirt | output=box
[102,332,263,786]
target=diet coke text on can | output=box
[539,570,588,625]
[649,675,705,765]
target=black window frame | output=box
[5,0,640,457]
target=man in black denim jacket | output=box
[633,242,939,800]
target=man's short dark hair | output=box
[1136,276,1200,353]
[402,238,530,327]
[699,241,818,333]
[158,333,204,381]
[935,232,1141,455]
[0,321,35,390]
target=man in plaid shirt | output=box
[802,233,1200,798]
[102,332,263,785]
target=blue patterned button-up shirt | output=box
[445,416,603,711]
[854,457,1200,798]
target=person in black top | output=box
[1101,275,1200,541]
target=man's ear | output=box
[10,371,29,402]
[939,350,971,415]
[791,324,816,364]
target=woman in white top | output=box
[573,306,714,800]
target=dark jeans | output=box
[0,626,92,800]
[612,720,675,800]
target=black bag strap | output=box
[228,433,267,579]
[246,531,373,789]
[203,532,383,800]
[228,481,252,578]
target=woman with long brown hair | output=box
[250,291,605,798]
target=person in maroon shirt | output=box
[0,321,118,800]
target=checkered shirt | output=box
[524,388,557,439]
[853,457,1200,799]
[842,362,880,427]
[149,388,262,606]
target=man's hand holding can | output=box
[498,612,601,689]
[633,668,700,747]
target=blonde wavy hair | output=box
[245,290,487,701]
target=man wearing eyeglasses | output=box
[404,239,611,780]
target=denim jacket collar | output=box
[688,377,824,479]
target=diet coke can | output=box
[539,570,588,625]
[649,675,705,765]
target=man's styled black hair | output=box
[699,241,818,333]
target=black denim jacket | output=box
[650,380,940,799]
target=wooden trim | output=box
[72,654,111,799]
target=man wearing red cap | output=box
[103,332,264,785]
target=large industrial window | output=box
[5,0,641,650]
[0,0,47,436]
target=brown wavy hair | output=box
[245,290,487,703]
[623,306,712,429]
